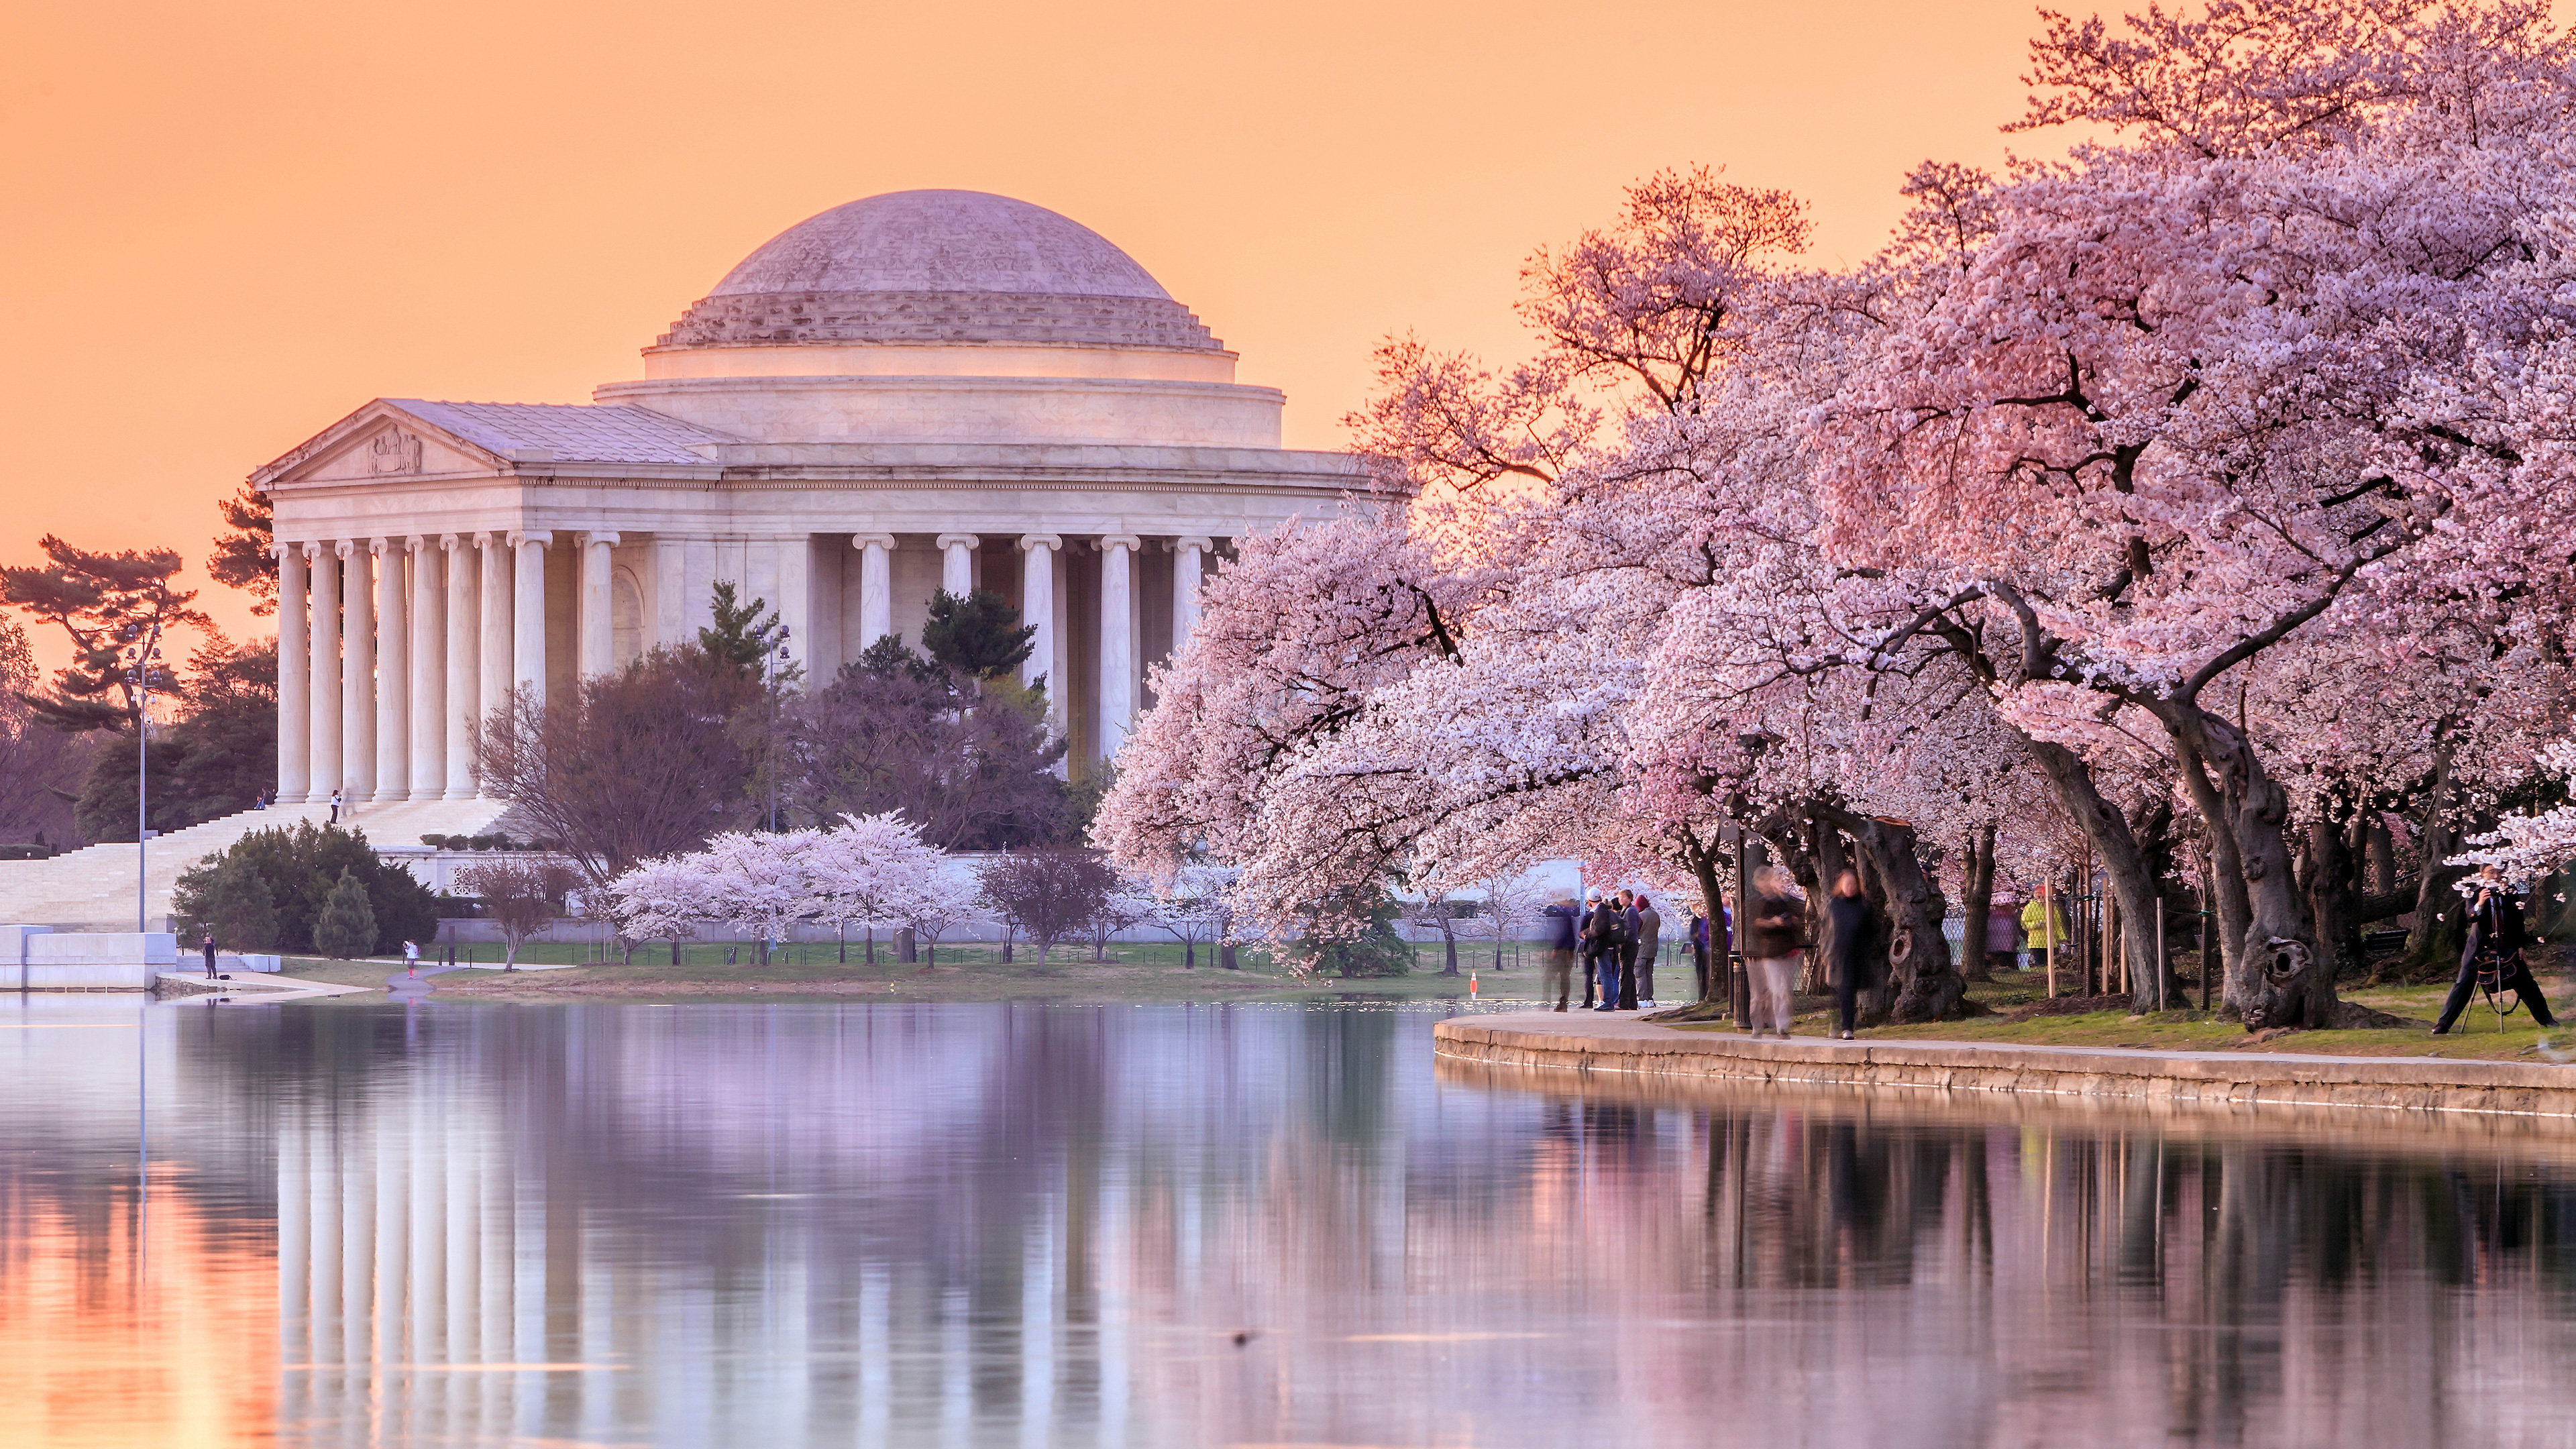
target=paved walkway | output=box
[1435,1010,2576,1121]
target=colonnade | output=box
[273,530,1213,805]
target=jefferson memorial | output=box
[262,189,1364,810]
[0,191,1366,926]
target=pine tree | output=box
[920,589,1034,680]
[312,867,379,959]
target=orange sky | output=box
[4,0,2061,659]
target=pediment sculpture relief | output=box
[368,428,425,476]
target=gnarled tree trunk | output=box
[1960,820,1996,981]
[2171,708,2343,1030]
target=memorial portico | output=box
[250,190,1366,808]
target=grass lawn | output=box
[1678,965,2576,1063]
[276,940,1560,1004]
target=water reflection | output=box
[5,997,2576,1446]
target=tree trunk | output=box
[2171,730,2255,1014]
[2171,707,2342,1030]
[1852,814,1964,1022]
[1220,941,1238,969]
[1439,921,1459,976]
[898,927,916,964]
[2021,737,2184,1013]
[669,938,681,966]
[2403,743,2469,978]
[2298,806,2363,982]
[1648,829,1737,1024]
[1960,821,1996,982]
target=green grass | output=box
[1677,965,2576,1062]
[276,938,1576,1004]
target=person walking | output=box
[201,932,219,979]
[403,938,421,977]
[1633,894,1662,1008]
[1589,892,1629,1012]
[1746,867,1805,1038]
[1825,871,1872,1040]
[2435,865,2558,1034]
[1539,898,1582,1012]
[1613,890,1644,1010]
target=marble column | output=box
[1018,534,1061,705]
[576,531,619,678]
[936,533,979,598]
[775,537,811,687]
[475,534,512,789]
[407,537,443,800]
[510,531,551,709]
[651,535,686,650]
[372,539,407,802]
[1099,531,1140,758]
[853,535,894,647]
[341,541,376,804]
[307,543,341,806]
[276,543,311,804]
[1173,536,1211,656]
[441,535,478,799]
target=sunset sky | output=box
[5,0,2065,657]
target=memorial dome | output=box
[655,190,1224,353]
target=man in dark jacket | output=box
[1539,899,1582,1012]
[1615,891,1644,1009]
[2435,866,2557,1033]
[1825,871,1872,1040]
[1576,892,1602,1007]
[1633,895,1662,1008]
[1589,893,1629,1012]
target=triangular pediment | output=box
[251,400,509,490]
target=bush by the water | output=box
[172,821,439,955]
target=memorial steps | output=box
[0,796,510,930]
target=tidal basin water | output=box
[7,996,2576,1447]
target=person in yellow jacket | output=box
[2021,885,2071,973]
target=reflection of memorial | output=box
[22,1001,2576,1446]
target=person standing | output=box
[1633,894,1662,1008]
[329,788,343,825]
[1613,890,1644,1010]
[1576,891,1603,1008]
[1825,871,1872,1040]
[2021,885,2068,977]
[1539,898,1582,1012]
[403,938,421,977]
[2435,865,2558,1033]
[1588,892,1629,1012]
[1689,912,1710,1001]
[1746,867,1805,1038]
[201,932,219,979]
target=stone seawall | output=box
[1433,1012,2576,1123]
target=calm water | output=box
[6,996,2576,1448]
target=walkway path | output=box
[1434,1010,2576,1122]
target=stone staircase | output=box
[0,795,512,929]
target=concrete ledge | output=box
[1433,1012,2576,1122]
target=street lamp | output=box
[121,621,165,933]
[765,626,792,834]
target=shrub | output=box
[171,850,279,953]
[168,820,437,954]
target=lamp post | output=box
[765,627,792,834]
[122,622,165,933]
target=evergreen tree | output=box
[920,589,1035,681]
[698,582,788,680]
[312,868,378,959]
[169,820,438,953]
[173,851,279,953]
[0,535,207,733]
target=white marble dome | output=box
[712,190,1172,300]
[657,190,1223,354]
